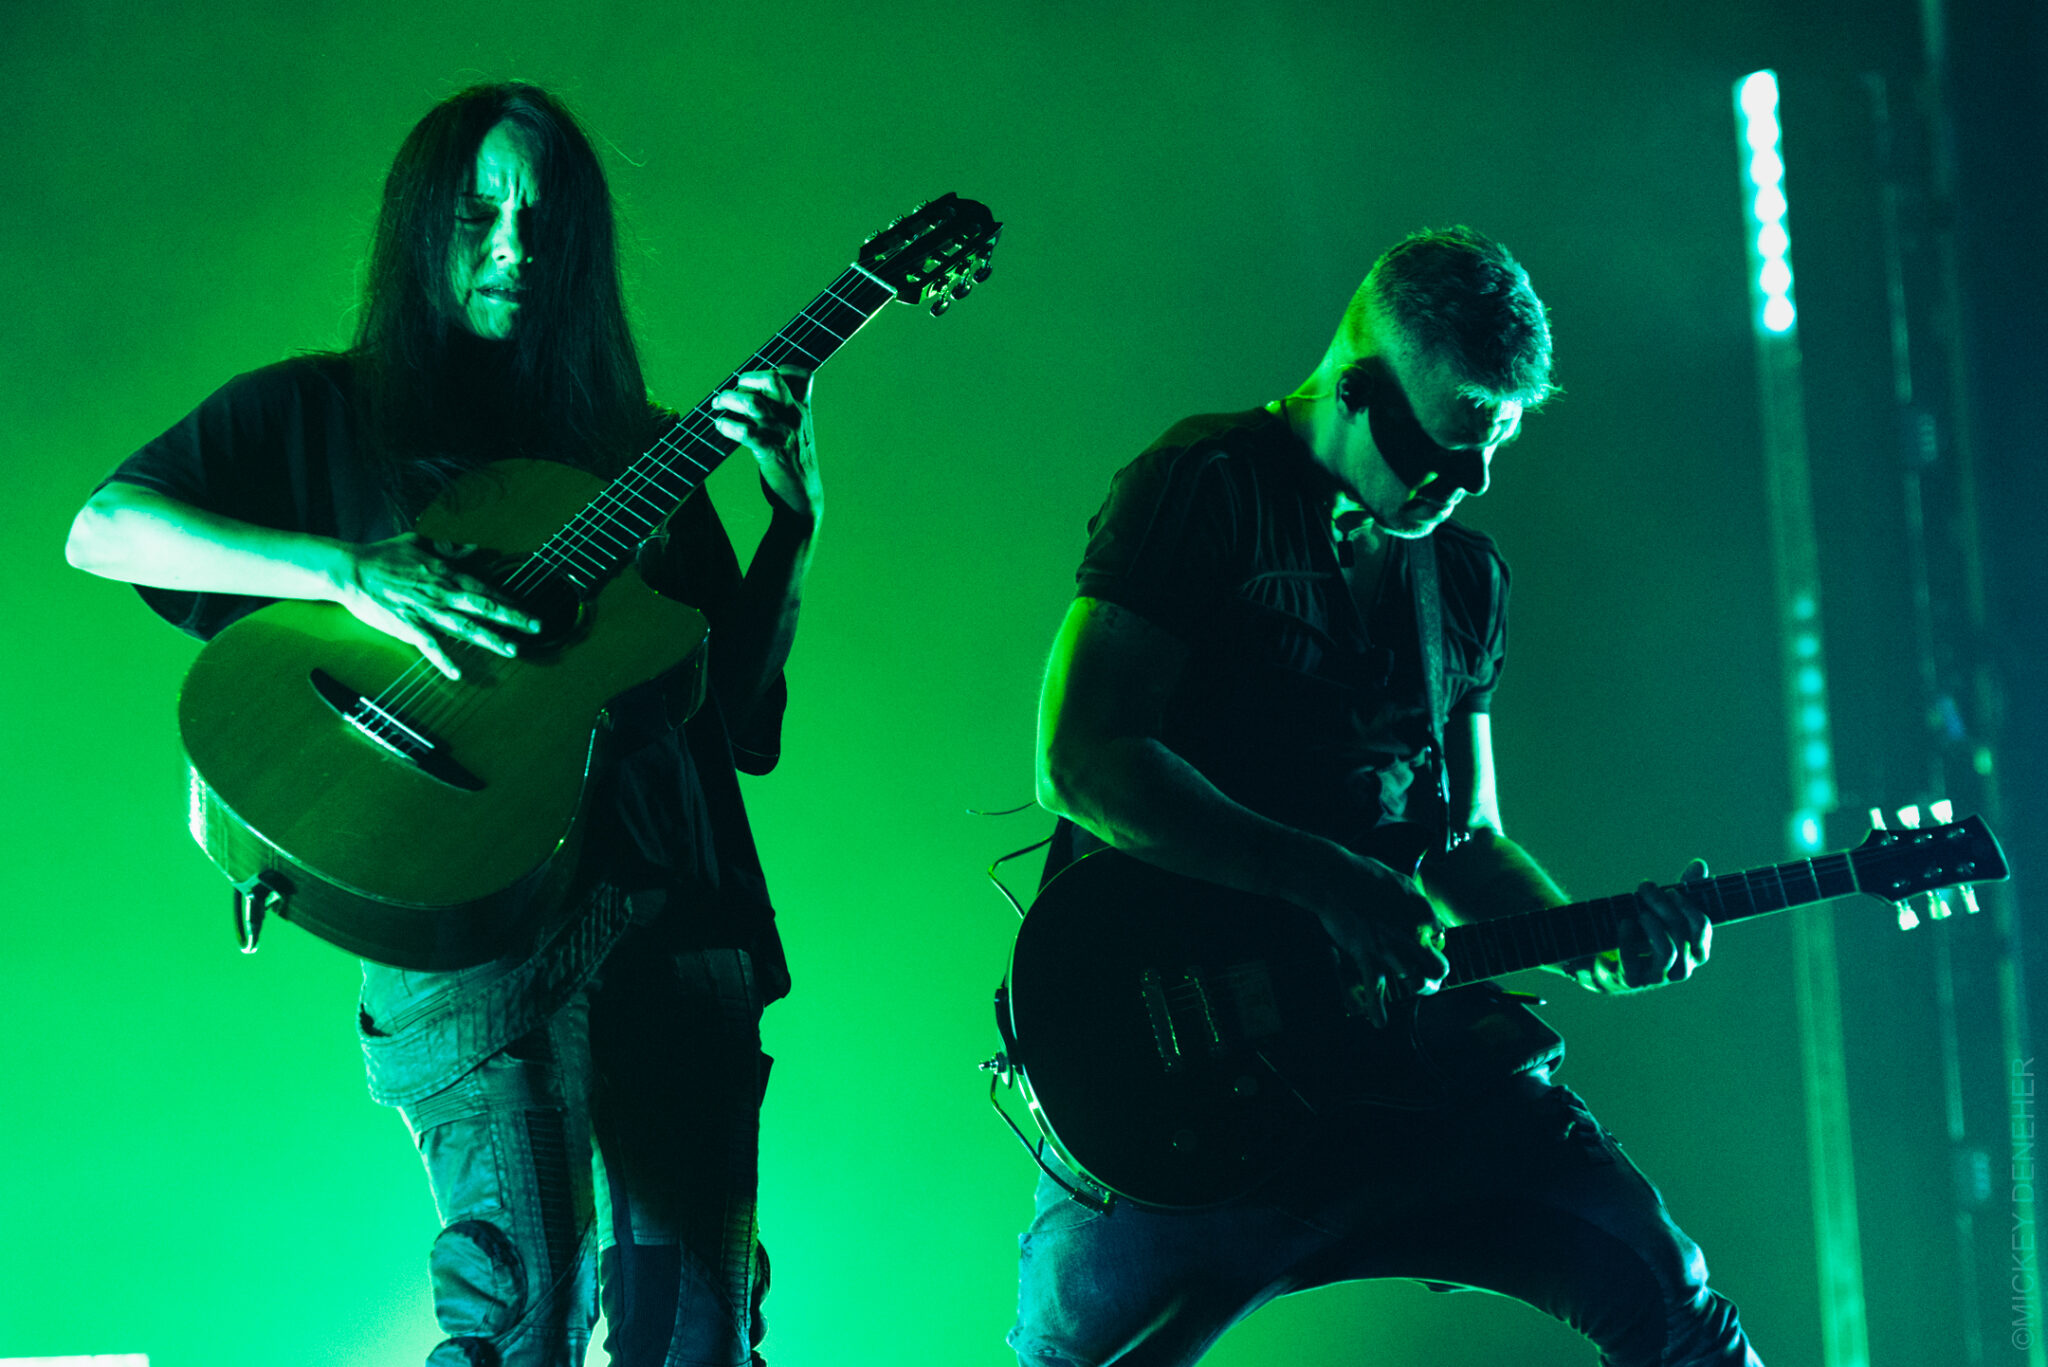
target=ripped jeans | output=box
[1010,1073,1764,1367]
[362,928,771,1367]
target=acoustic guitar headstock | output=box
[859,193,1002,316]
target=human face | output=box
[1339,353,1522,538]
[449,121,540,339]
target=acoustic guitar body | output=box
[177,459,707,970]
[169,192,1006,968]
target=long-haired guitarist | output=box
[1013,227,1763,1365]
[66,84,815,1367]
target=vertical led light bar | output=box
[1736,69,1870,1367]
[1739,69,1836,851]
[1744,73,1800,336]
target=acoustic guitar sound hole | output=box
[454,551,590,658]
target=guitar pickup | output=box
[1139,967,1237,1072]
[1140,969,1182,1071]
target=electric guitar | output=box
[996,815,2008,1209]
[178,195,1001,970]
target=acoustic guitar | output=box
[179,194,1001,970]
[996,814,2007,1209]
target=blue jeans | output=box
[1010,1073,1763,1366]
[363,928,770,1367]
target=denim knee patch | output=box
[425,1335,499,1366]
[431,1218,528,1339]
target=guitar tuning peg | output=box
[1896,805,1923,829]
[1896,900,1921,931]
[1931,799,1955,823]
[973,264,993,283]
[1869,807,1890,830]
[1925,891,1953,921]
[1960,884,1982,914]
[930,296,952,317]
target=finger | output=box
[729,370,794,404]
[402,622,463,680]
[710,391,799,439]
[447,584,540,632]
[411,600,520,658]
[733,366,811,401]
[1409,938,1450,993]
[713,413,787,453]
[1635,878,1697,938]
[408,582,528,641]
[1633,937,1679,985]
[1624,888,1682,986]
[722,377,801,420]
[709,390,762,425]
[1678,860,1712,962]
[1372,942,1445,1000]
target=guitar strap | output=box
[1408,533,1457,852]
[1339,527,1455,853]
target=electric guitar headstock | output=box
[859,193,1002,316]
[1850,802,2008,929]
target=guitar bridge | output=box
[311,670,484,791]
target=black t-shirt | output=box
[1047,408,1560,1085]
[103,354,791,999]
[1052,407,1509,875]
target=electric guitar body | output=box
[1000,815,2009,1209]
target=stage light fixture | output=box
[1738,71,1799,336]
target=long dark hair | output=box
[351,83,648,504]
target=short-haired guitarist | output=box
[1013,226,1763,1367]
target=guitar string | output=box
[514,313,842,587]
[373,311,847,736]
[354,282,865,733]
[1447,850,1856,985]
[361,270,888,749]
[520,269,882,585]
[507,278,869,588]
[373,218,989,746]
[266,214,990,884]
[489,276,863,596]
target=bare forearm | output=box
[68,481,547,679]
[712,503,814,734]
[66,482,348,601]
[1040,735,1353,909]
[1037,597,1449,997]
[1420,827,1570,925]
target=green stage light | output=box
[1738,70,1799,335]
